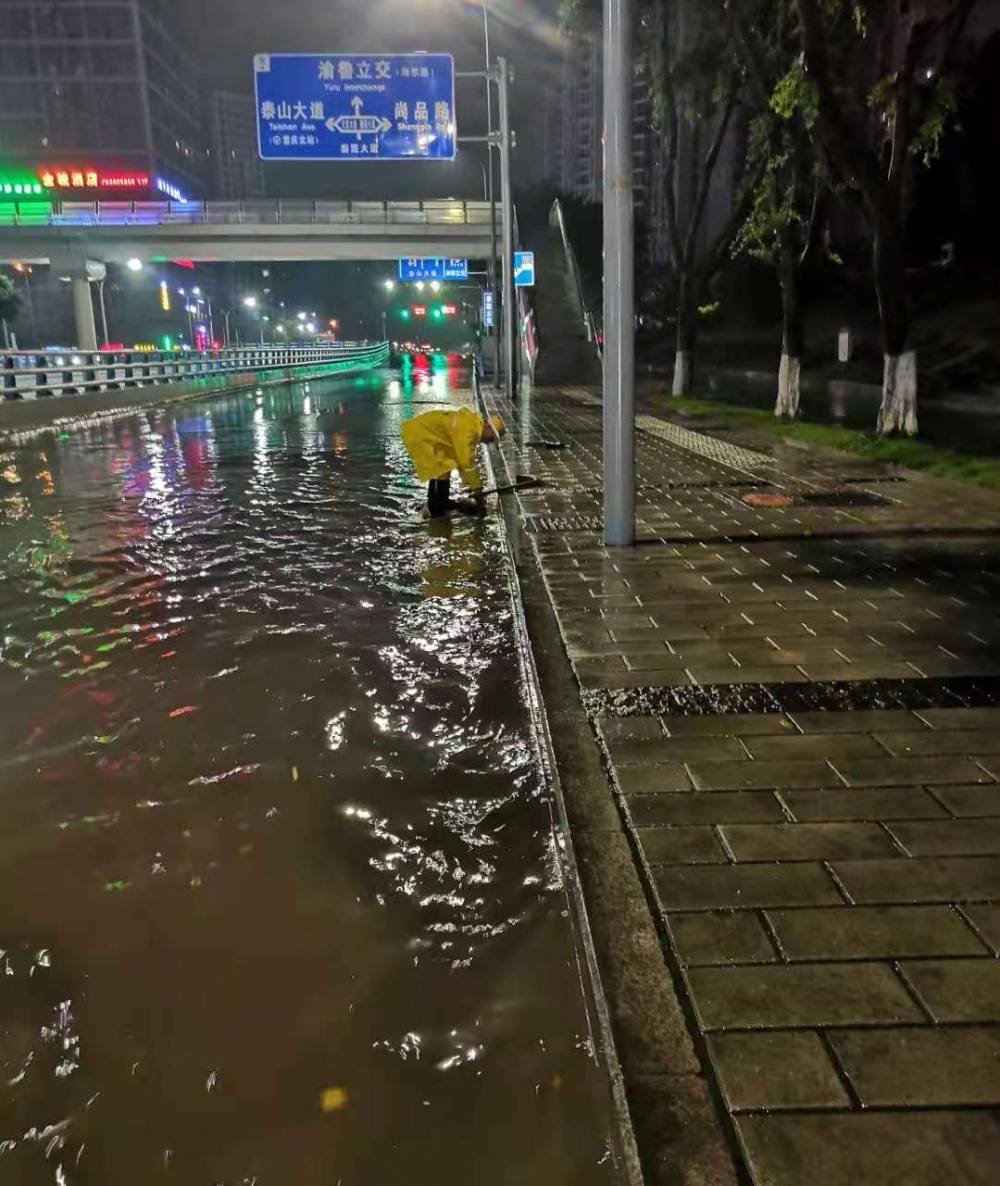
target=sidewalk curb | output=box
[480,381,743,1186]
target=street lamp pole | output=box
[603,0,635,545]
[481,2,501,385]
[496,56,515,403]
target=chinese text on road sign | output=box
[255,53,456,161]
[398,258,469,282]
[514,251,535,288]
[482,291,495,328]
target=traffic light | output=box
[398,307,411,320]
[430,307,443,321]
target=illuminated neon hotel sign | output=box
[0,166,187,201]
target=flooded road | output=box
[0,360,617,1184]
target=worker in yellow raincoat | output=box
[400,407,506,517]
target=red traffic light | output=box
[441,304,457,316]
[412,304,427,318]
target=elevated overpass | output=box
[0,198,498,347]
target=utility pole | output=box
[496,56,515,403]
[603,0,635,545]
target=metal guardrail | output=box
[0,199,499,229]
[550,199,602,362]
[1,341,389,401]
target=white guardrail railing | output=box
[1,342,390,401]
[0,199,498,229]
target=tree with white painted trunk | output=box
[793,0,977,435]
[645,0,762,396]
[732,8,824,419]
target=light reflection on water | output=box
[0,368,616,1184]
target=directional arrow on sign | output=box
[326,97,392,140]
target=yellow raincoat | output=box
[400,407,485,490]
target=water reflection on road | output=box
[0,358,616,1184]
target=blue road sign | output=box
[254,53,456,162]
[514,251,536,287]
[482,290,495,328]
[398,257,469,282]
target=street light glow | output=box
[126,258,143,272]
[430,280,441,292]
[415,281,425,292]
[192,286,201,296]
[243,296,258,308]
[383,279,395,291]
[305,322,316,333]
[297,311,307,320]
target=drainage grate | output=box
[796,489,894,508]
[522,513,604,533]
[634,415,777,472]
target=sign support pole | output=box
[602,0,634,545]
[496,56,515,403]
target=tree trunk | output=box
[672,271,697,396]
[872,204,917,435]
[775,249,803,418]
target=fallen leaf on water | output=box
[104,880,128,892]
[292,765,299,782]
[320,1086,349,1113]
[169,705,198,719]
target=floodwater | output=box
[0,359,618,1184]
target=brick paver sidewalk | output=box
[488,384,1000,1185]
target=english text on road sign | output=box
[398,257,469,282]
[255,53,456,161]
[514,251,535,287]
[482,291,495,328]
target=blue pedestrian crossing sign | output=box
[254,53,456,161]
[514,251,535,287]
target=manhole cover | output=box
[796,490,893,508]
[742,492,794,508]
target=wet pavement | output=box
[484,382,1000,1186]
[0,363,618,1184]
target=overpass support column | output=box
[70,273,98,351]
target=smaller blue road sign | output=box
[255,53,456,161]
[398,257,469,282]
[514,251,535,287]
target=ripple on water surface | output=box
[0,372,617,1184]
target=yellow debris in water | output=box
[549,1074,563,1090]
[320,1086,349,1112]
[292,765,299,782]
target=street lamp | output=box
[430,280,441,292]
[383,279,395,291]
[243,296,258,308]
[126,257,143,272]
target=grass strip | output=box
[659,395,1000,489]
